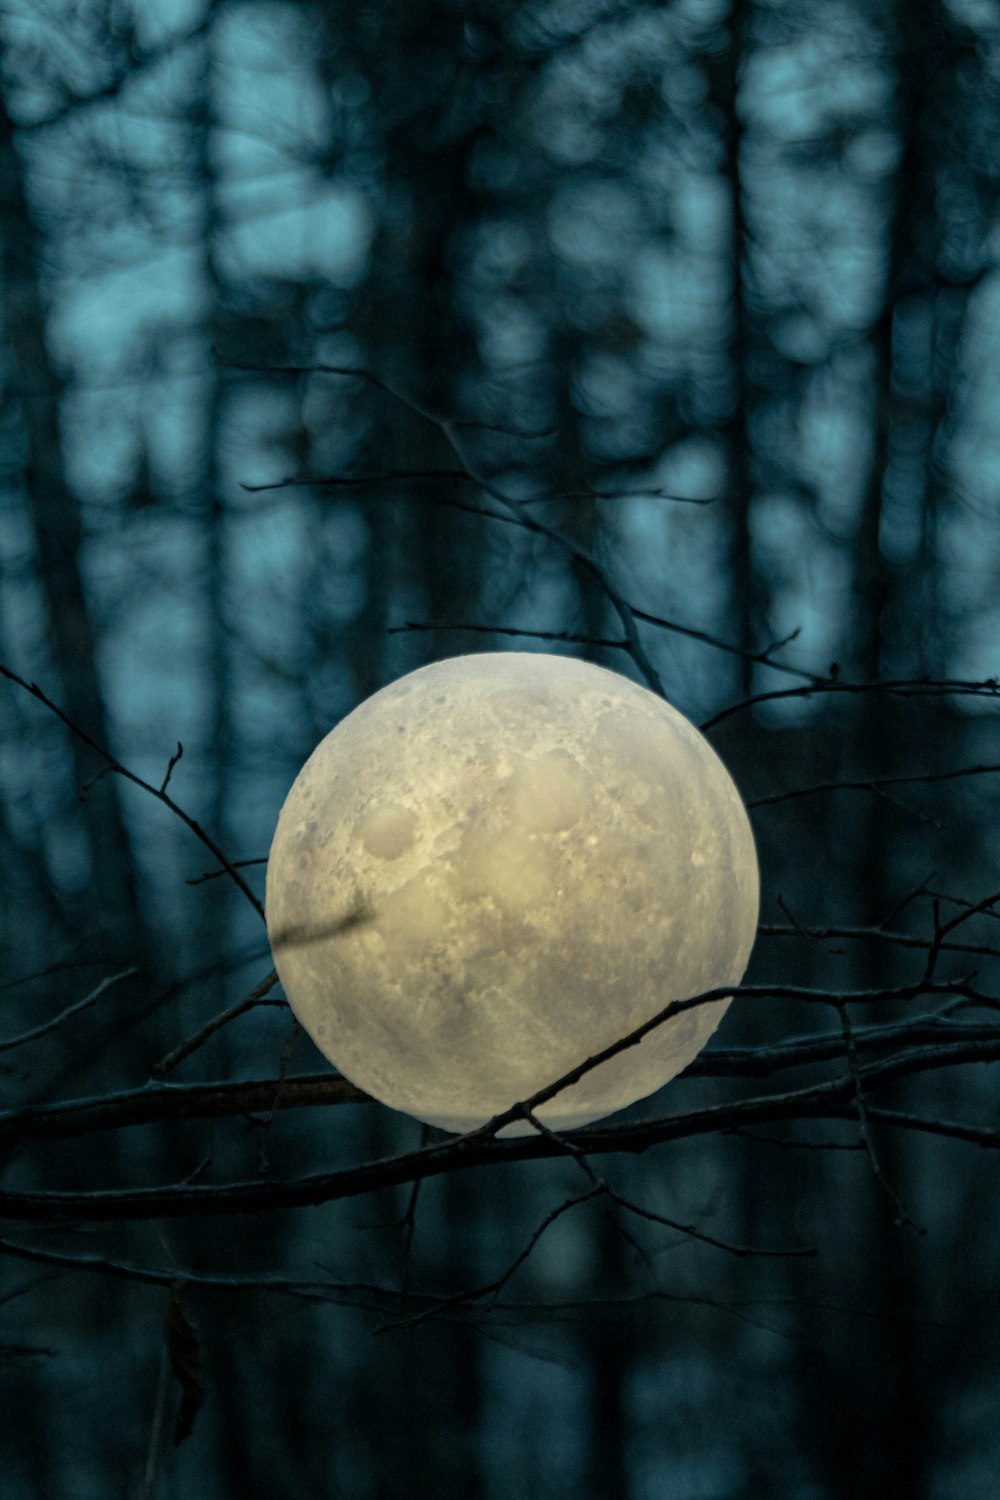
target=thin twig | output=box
[151,970,280,1080]
[387,622,629,650]
[629,604,817,683]
[0,664,264,920]
[0,1237,423,1312]
[519,1106,815,1261]
[185,857,267,887]
[0,968,137,1055]
[700,675,1000,732]
[399,1123,432,1294]
[749,761,1000,811]
[256,1015,301,1177]
[759,920,1000,961]
[138,1341,171,1500]
[240,467,472,493]
[0,956,121,994]
[159,743,183,796]
[233,361,821,692]
[376,1186,603,1334]
[836,1003,922,1233]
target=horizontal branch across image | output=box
[0,974,998,1224]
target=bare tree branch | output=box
[0,968,137,1055]
[0,1073,366,1152]
[835,1003,922,1232]
[699,675,1000,731]
[375,1186,604,1334]
[232,361,827,694]
[0,664,265,920]
[387,622,630,650]
[749,762,1000,811]
[1,993,998,1224]
[150,969,281,1081]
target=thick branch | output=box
[1,1022,998,1224]
[1,998,996,1153]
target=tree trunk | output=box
[0,85,147,964]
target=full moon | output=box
[265,652,759,1134]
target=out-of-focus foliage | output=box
[1,0,999,1496]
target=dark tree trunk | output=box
[0,85,147,965]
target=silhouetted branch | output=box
[1,985,998,1223]
[388,621,629,650]
[185,857,267,887]
[3,1002,998,1153]
[0,664,264,920]
[523,486,715,505]
[518,1105,816,1262]
[700,675,1000,731]
[151,969,281,1080]
[158,744,183,796]
[836,1003,922,1232]
[0,1073,367,1152]
[237,361,818,696]
[376,1186,604,1333]
[750,761,1000,810]
[0,1236,417,1312]
[759,920,1000,961]
[240,468,472,493]
[236,361,831,690]
[0,968,137,1055]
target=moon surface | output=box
[265,652,759,1134]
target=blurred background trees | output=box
[1,0,999,1495]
